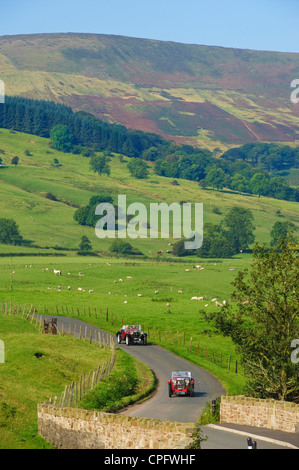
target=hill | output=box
[0,128,298,257]
[1,33,299,151]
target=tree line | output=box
[0,95,169,157]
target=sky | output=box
[0,0,298,53]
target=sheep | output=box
[154,290,159,294]
[166,303,171,308]
[191,297,198,300]
[137,294,142,297]
[124,300,128,304]
[205,304,209,307]
[211,298,217,302]
[197,296,204,300]
[78,287,83,292]
[52,269,61,276]
[67,286,71,290]
[119,279,123,282]
[185,269,190,272]
[89,289,94,294]
[215,301,223,307]
[178,290,183,294]
[126,276,132,279]
[194,265,201,269]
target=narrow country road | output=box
[37,315,226,423]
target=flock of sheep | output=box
[34,261,235,308]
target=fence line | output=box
[1,300,240,374]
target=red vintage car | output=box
[168,370,194,397]
[116,324,148,345]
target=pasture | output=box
[0,253,249,395]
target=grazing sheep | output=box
[126,276,132,279]
[154,290,159,294]
[211,298,217,302]
[137,294,142,297]
[178,290,183,294]
[166,303,171,307]
[124,300,128,304]
[191,297,198,300]
[119,279,123,282]
[68,286,71,290]
[215,301,223,307]
[185,269,190,272]
[78,287,83,292]
[89,289,94,294]
[205,304,209,307]
[197,296,204,300]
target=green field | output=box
[0,128,298,256]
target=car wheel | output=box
[143,335,147,345]
[117,334,122,344]
[168,384,172,397]
[125,335,130,346]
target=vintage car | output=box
[116,324,148,345]
[168,370,194,397]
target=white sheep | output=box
[89,289,94,294]
[137,294,142,297]
[78,287,83,292]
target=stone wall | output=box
[38,404,195,449]
[221,396,299,433]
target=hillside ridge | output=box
[0,32,299,150]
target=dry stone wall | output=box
[221,396,299,433]
[38,404,195,449]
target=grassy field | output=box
[0,128,298,257]
[0,314,112,448]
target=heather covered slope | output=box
[1,33,299,150]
